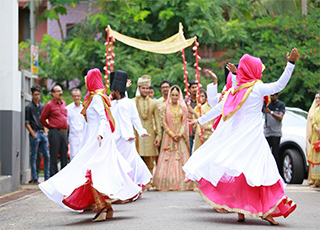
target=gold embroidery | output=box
[222,80,262,121]
[136,96,150,120]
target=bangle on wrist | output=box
[270,111,274,115]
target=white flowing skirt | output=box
[39,122,141,211]
[115,138,152,186]
[183,113,281,187]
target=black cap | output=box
[109,72,115,88]
[110,70,128,93]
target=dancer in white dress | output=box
[184,48,299,225]
[39,68,141,222]
[110,70,152,191]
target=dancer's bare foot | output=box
[263,215,279,225]
[237,213,245,222]
[214,207,229,213]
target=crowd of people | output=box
[25,48,307,225]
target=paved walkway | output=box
[0,183,319,230]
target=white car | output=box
[280,107,308,184]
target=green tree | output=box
[223,8,320,110]
[39,0,80,40]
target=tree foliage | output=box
[19,0,320,107]
[228,8,320,110]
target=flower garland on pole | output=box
[192,37,204,143]
[104,25,115,91]
[181,49,190,105]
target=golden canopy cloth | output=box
[107,23,195,54]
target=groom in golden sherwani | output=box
[133,75,162,188]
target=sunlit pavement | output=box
[0,178,319,230]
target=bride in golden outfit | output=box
[153,85,194,191]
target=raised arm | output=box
[205,69,219,108]
[255,48,299,97]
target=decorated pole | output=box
[104,26,111,90]
[104,25,116,91]
[192,37,204,143]
[181,49,190,105]
[110,37,115,73]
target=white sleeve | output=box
[198,99,223,125]
[255,62,295,97]
[130,101,148,137]
[67,108,70,126]
[117,103,137,140]
[91,95,108,138]
[232,73,237,87]
[207,83,219,108]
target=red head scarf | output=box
[81,68,115,132]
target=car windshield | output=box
[282,110,307,127]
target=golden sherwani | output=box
[156,96,166,121]
[133,96,162,166]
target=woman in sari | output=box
[188,89,213,152]
[39,69,141,222]
[307,92,320,188]
[153,85,194,191]
[306,92,320,185]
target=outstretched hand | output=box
[126,79,132,88]
[126,137,136,142]
[205,69,217,85]
[188,118,198,126]
[226,63,237,74]
[97,135,102,147]
[287,48,299,63]
[141,133,151,138]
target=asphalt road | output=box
[0,185,319,230]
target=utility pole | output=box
[30,0,36,86]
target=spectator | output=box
[306,91,320,186]
[148,85,157,100]
[25,85,50,183]
[188,89,213,152]
[66,88,85,161]
[263,93,285,173]
[156,80,171,117]
[184,80,198,155]
[40,85,68,177]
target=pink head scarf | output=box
[222,54,267,120]
[81,68,115,132]
[225,71,233,91]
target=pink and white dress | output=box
[183,60,296,219]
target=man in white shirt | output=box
[110,70,152,190]
[66,88,85,160]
